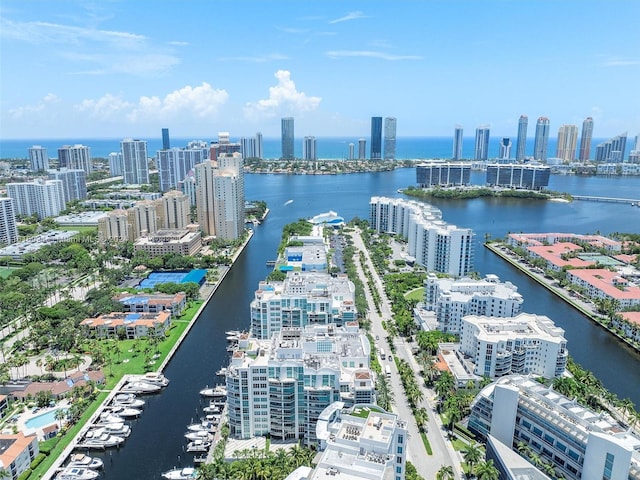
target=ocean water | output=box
[0,136,622,161]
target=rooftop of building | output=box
[255,271,356,304]
[509,232,622,249]
[0,230,79,258]
[80,310,170,328]
[476,375,640,445]
[428,273,523,302]
[621,311,640,326]
[55,211,108,225]
[527,242,596,268]
[464,312,566,341]
[227,324,369,375]
[114,291,186,306]
[0,432,37,467]
[567,268,640,300]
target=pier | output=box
[571,195,640,205]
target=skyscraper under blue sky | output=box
[281,117,294,160]
[162,128,170,150]
[534,117,550,161]
[516,115,528,161]
[453,125,464,160]
[579,117,594,161]
[383,117,397,160]
[474,126,490,161]
[370,117,382,160]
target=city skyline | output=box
[1,1,639,139]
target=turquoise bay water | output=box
[0,136,626,160]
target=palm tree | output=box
[376,376,395,411]
[436,465,455,480]
[461,442,483,478]
[435,371,455,400]
[474,459,499,480]
[414,407,429,433]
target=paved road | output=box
[348,227,463,479]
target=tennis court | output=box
[138,269,207,289]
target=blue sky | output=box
[1,0,639,140]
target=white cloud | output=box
[218,53,289,63]
[244,70,321,120]
[75,93,133,119]
[9,93,60,118]
[600,58,640,67]
[127,82,229,121]
[325,50,423,61]
[167,40,190,46]
[329,11,368,24]
[0,16,180,76]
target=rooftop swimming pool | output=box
[25,408,66,429]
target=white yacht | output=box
[111,393,145,408]
[56,467,100,480]
[89,422,131,438]
[95,412,125,425]
[184,430,213,441]
[186,439,211,452]
[139,372,170,387]
[161,467,198,479]
[202,403,222,414]
[186,420,215,432]
[78,433,125,449]
[65,454,103,470]
[120,381,161,394]
[199,385,226,399]
[107,405,142,418]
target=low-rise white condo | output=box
[424,273,523,334]
[226,324,375,446]
[369,196,474,277]
[469,375,640,480]
[250,271,357,340]
[302,402,408,480]
[460,313,568,379]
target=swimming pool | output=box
[25,408,66,429]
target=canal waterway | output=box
[96,169,640,478]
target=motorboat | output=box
[107,405,142,418]
[186,439,212,452]
[162,467,198,479]
[193,455,207,465]
[120,381,162,394]
[225,330,241,337]
[216,367,228,376]
[56,467,100,479]
[203,403,222,414]
[187,419,215,432]
[139,372,170,387]
[111,393,145,408]
[95,412,125,425]
[89,422,131,438]
[199,385,226,399]
[77,433,125,449]
[184,430,213,441]
[65,454,103,469]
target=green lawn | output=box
[404,287,424,301]
[57,225,98,234]
[0,267,18,278]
